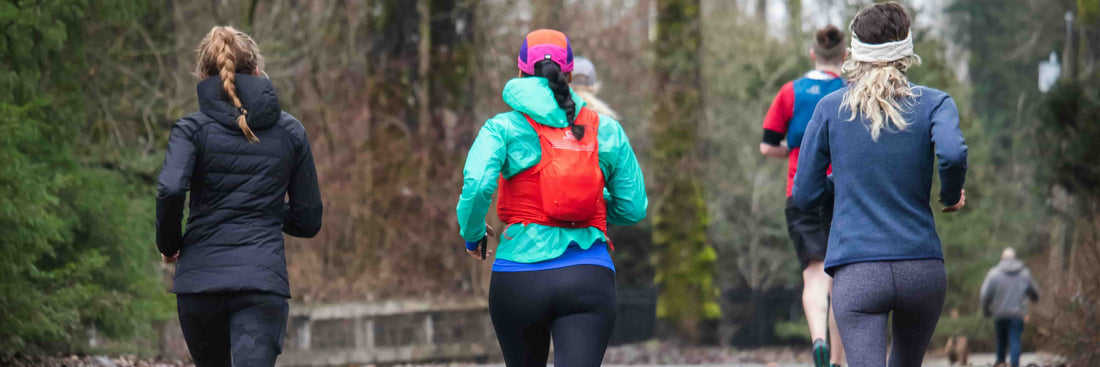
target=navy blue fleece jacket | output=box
[793,85,968,274]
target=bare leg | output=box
[803,261,832,342]
[829,300,846,365]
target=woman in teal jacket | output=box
[456,29,647,367]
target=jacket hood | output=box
[997,258,1026,274]
[197,74,281,131]
[502,77,587,128]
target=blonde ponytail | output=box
[840,54,921,141]
[840,54,919,140]
[194,26,266,143]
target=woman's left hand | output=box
[466,247,493,261]
[466,223,496,261]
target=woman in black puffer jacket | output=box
[156,26,322,367]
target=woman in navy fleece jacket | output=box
[792,3,967,366]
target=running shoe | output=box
[812,338,829,367]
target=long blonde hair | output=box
[841,3,921,141]
[841,55,921,140]
[572,86,621,120]
[194,26,265,143]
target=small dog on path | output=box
[945,335,969,366]
[945,309,969,366]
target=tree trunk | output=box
[652,0,718,341]
[416,0,433,192]
[787,0,801,40]
[1063,11,1078,82]
[418,0,432,128]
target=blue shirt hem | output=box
[492,241,615,272]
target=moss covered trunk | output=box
[651,0,718,340]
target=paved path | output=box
[922,352,1062,367]
[467,353,1063,367]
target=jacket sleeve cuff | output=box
[762,129,784,146]
[465,240,482,251]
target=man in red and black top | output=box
[760,25,847,367]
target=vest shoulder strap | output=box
[521,107,600,136]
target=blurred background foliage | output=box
[0,0,1098,361]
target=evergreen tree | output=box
[0,0,170,352]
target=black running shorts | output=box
[784,196,833,270]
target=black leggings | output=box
[177,292,289,367]
[832,259,946,367]
[489,265,617,367]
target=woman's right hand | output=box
[485,223,496,238]
[942,189,966,213]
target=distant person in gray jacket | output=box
[980,248,1040,367]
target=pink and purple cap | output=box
[517,29,574,75]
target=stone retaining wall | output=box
[158,298,497,366]
[278,299,496,366]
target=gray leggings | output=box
[832,259,946,367]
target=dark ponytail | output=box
[533,59,583,140]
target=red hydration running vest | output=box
[497,107,609,242]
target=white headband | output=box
[849,30,913,62]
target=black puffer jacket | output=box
[156,74,322,297]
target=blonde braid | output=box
[211,29,259,143]
[195,27,263,143]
